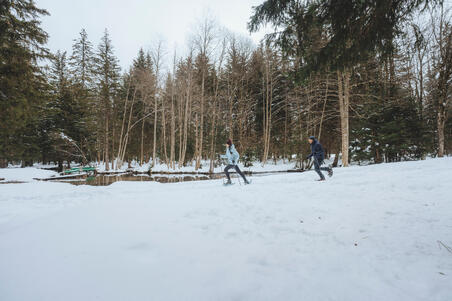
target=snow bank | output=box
[0,158,451,301]
[0,167,58,182]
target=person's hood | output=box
[309,137,317,145]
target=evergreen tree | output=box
[70,28,95,90]
[69,28,96,163]
[248,0,439,70]
[37,50,89,168]
[0,0,50,167]
[94,29,121,170]
[133,48,147,70]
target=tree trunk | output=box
[140,118,145,165]
[318,74,329,141]
[333,146,340,167]
[209,101,217,173]
[179,67,191,167]
[262,63,268,164]
[0,158,7,168]
[170,83,176,169]
[162,97,168,165]
[111,122,116,170]
[437,105,446,157]
[152,95,158,167]
[228,78,234,140]
[170,54,177,169]
[196,68,205,170]
[337,69,350,167]
[105,110,110,171]
[178,94,183,165]
[262,54,273,165]
[283,95,288,162]
[194,113,199,165]
[435,5,452,157]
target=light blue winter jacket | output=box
[221,144,240,165]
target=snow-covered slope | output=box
[0,158,451,301]
[0,166,58,182]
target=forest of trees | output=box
[1,0,451,171]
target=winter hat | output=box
[226,139,232,146]
[309,136,316,140]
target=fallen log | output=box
[34,174,89,181]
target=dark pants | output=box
[224,164,248,182]
[314,158,329,180]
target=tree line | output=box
[0,0,451,170]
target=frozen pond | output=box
[50,173,225,186]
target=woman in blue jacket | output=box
[221,139,250,185]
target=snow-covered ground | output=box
[0,166,58,182]
[0,158,451,301]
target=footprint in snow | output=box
[127,242,151,250]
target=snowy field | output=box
[0,158,451,301]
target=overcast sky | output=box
[36,0,270,70]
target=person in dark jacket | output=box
[306,136,333,181]
[220,139,250,185]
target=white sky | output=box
[36,0,271,71]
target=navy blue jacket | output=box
[307,139,325,162]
